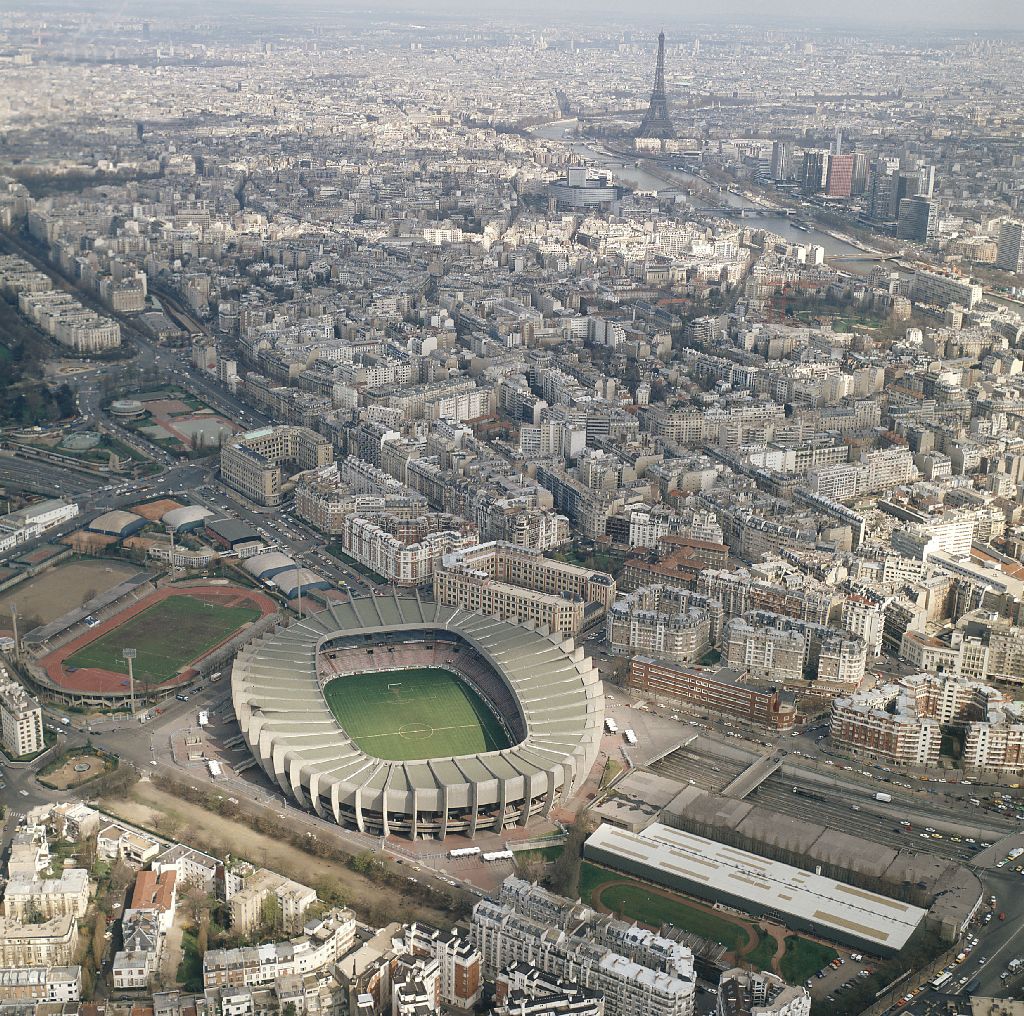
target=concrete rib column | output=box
[354,788,365,833]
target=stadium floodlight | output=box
[123,648,137,713]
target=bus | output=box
[930,972,953,991]
[482,850,514,862]
[448,847,481,859]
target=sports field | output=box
[64,594,261,685]
[323,667,511,761]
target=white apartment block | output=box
[221,426,333,507]
[472,878,694,1016]
[0,966,81,1004]
[3,869,90,923]
[891,513,975,561]
[203,909,356,989]
[807,448,918,503]
[717,969,810,1016]
[832,675,1024,773]
[911,269,983,310]
[0,916,79,968]
[435,542,615,615]
[0,678,44,758]
[607,586,717,665]
[342,512,478,586]
[840,597,885,657]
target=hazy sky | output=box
[68,0,1024,30]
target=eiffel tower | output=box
[637,31,675,140]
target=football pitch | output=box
[64,595,261,685]
[323,667,512,761]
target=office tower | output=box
[637,32,675,139]
[832,127,843,155]
[850,153,869,195]
[896,196,939,243]
[996,220,1024,273]
[802,151,829,193]
[770,141,792,181]
[867,158,900,221]
[825,153,854,197]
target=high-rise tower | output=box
[637,32,675,140]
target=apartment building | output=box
[628,657,799,730]
[996,219,1024,274]
[607,586,720,664]
[96,823,162,866]
[0,966,81,1004]
[433,542,616,637]
[3,869,90,923]
[831,675,1024,772]
[221,426,333,507]
[342,511,478,586]
[396,923,483,1011]
[807,448,918,503]
[495,965,605,1016]
[899,615,1024,685]
[696,565,836,626]
[910,269,983,310]
[225,867,317,936]
[471,877,695,1016]
[725,612,866,690]
[716,969,810,1016]
[203,909,356,989]
[0,678,44,758]
[0,916,79,967]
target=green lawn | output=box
[65,595,260,684]
[177,929,203,992]
[746,929,778,970]
[323,666,511,761]
[779,935,839,984]
[579,863,750,950]
[514,844,565,864]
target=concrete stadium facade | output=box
[231,595,604,839]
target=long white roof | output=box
[585,823,927,952]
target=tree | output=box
[181,876,217,926]
[109,858,134,892]
[197,911,210,956]
[92,916,106,972]
[261,891,281,934]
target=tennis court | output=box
[323,666,511,761]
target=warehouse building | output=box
[584,823,926,955]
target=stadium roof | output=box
[244,551,296,579]
[88,510,145,536]
[162,505,214,530]
[585,823,927,953]
[231,595,603,821]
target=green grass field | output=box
[65,595,260,685]
[779,935,839,984]
[579,862,751,950]
[323,666,511,761]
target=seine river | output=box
[530,119,878,273]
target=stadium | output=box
[231,594,604,839]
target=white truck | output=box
[874,792,892,803]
